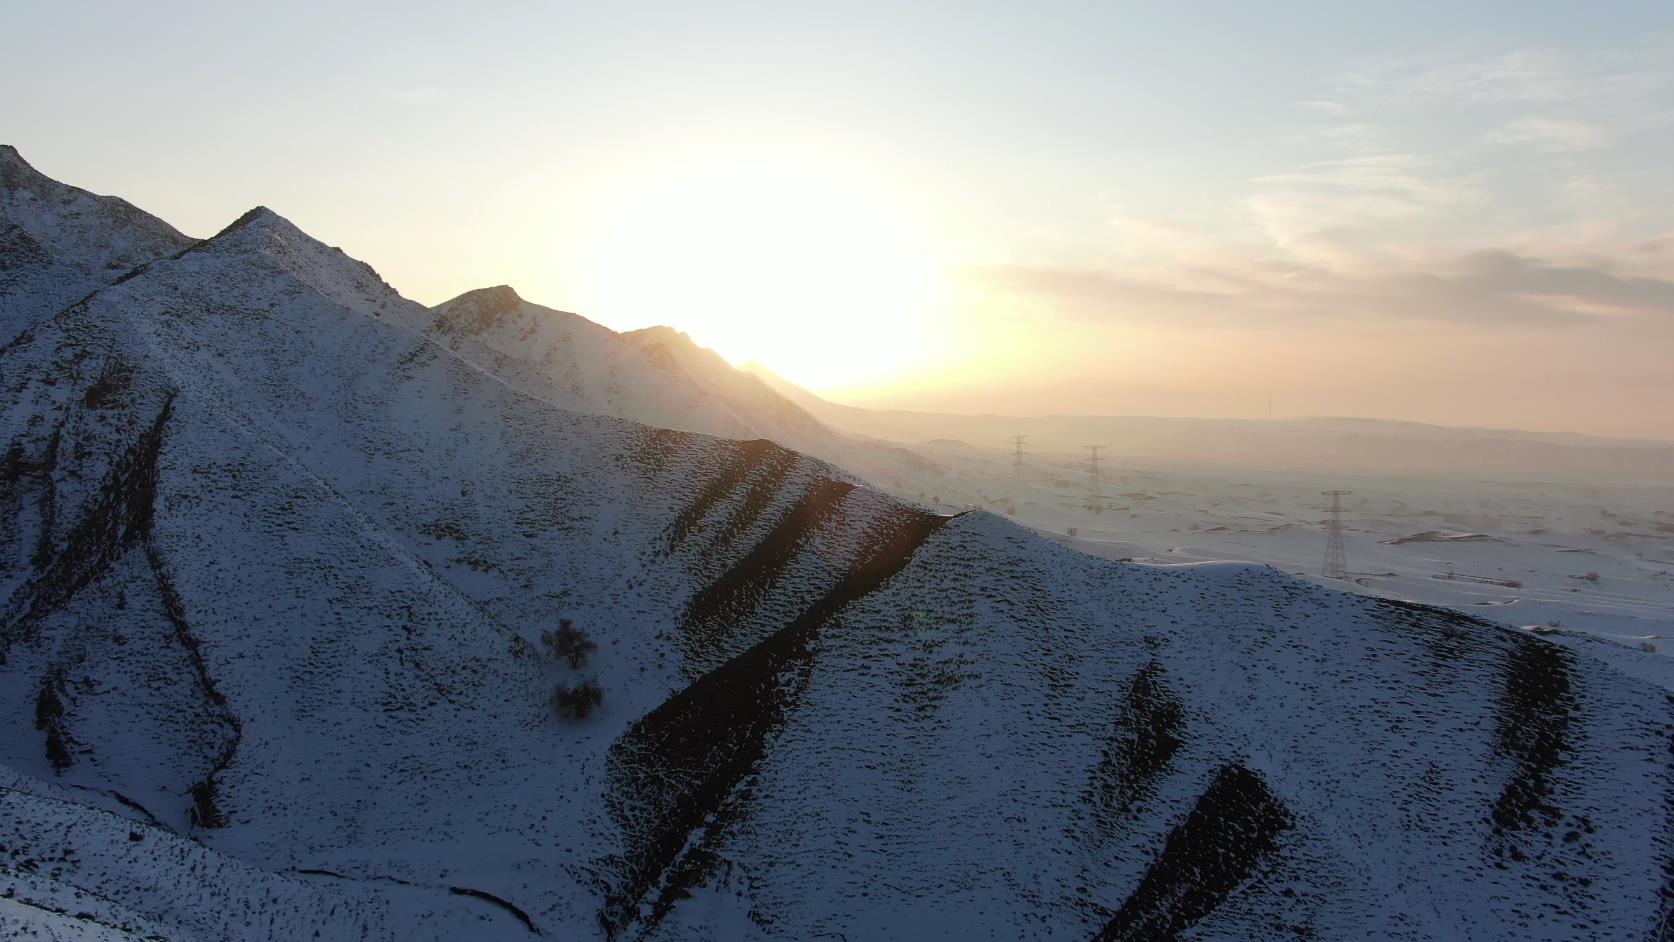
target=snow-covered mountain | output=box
[0,145,194,349]
[427,285,835,455]
[3,149,1672,941]
[426,285,939,491]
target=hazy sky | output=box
[6,2,1674,438]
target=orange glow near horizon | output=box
[588,151,950,395]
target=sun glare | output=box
[591,153,945,394]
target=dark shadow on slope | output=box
[448,886,541,935]
[3,395,174,649]
[0,392,241,827]
[1480,635,1608,925]
[290,865,540,935]
[29,423,61,569]
[1488,634,1575,854]
[34,665,74,770]
[1658,696,1674,942]
[1,436,48,583]
[1375,601,1581,816]
[1094,763,1292,942]
[0,221,53,267]
[601,504,952,939]
[1371,598,1489,672]
[663,439,795,554]
[147,539,241,830]
[1087,661,1185,836]
[0,440,30,554]
[107,790,168,830]
[679,477,854,664]
[704,449,799,557]
[630,427,689,480]
[1376,601,1591,901]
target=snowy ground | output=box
[880,442,1674,655]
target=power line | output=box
[1321,490,1352,579]
[1010,435,1027,480]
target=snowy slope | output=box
[428,286,940,492]
[0,146,193,348]
[619,325,833,450]
[2,161,1673,941]
[429,286,838,455]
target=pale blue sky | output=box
[5,2,1673,436]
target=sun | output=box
[589,150,945,394]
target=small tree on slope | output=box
[541,618,597,669]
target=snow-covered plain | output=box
[866,443,1674,657]
[3,146,1674,940]
[744,368,1674,669]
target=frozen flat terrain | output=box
[855,442,1674,666]
[744,365,1674,665]
[4,146,1674,940]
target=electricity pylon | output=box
[1010,435,1027,480]
[1321,490,1352,579]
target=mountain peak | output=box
[444,284,524,313]
[0,144,194,276]
[212,205,301,240]
[1,145,62,201]
[431,285,534,337]
[195,206,361,266]
[621,325,742,376]
[622,324,696,348]
[191,205,339,266]
[0,144,40,182]
[162,203,413,324]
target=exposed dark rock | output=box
[1095,763,1292,941]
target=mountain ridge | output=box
[427,279,848,463]
[0,146,196,350]
[1,151,1671,941]
[0,145,193,272]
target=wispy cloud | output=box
[1635,235,1674,258]
[1330,40,1674,107]
[1482,116,1610,153]
[1278,37,1674,248]
[974,249,1674,329]
[1010,35,1674,335]
[1245,153,1484,253]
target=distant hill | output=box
[742,362,1674,480]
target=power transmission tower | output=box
[1085,445,1104,505]
[1010,435,1027,480]
[1321,490,1352,579]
